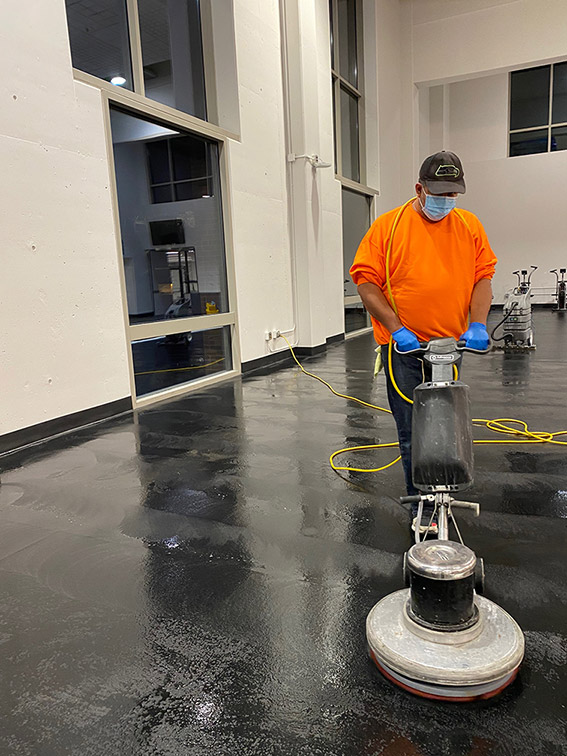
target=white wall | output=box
[412,0,567,85]
[0,0,130,437]
[446,74,567,303]
[373,0,414,213]
[411,0,567,304]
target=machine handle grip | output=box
[456,340,491,354]
[450,499,481,516]
[393,341,429,355]
[399,495,422,504]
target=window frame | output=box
[330,0,367,185]
[103,97,241,408]
[508,61,567,157]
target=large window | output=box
[65,0,207,120]
[329,0,363,182]
[509,62,567,156]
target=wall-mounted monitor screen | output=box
[149,219,185,246]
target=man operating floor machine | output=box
[366,338,525,702]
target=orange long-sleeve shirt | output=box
[350,204,497,345]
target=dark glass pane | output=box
[147,140,171,184]
[340,87,360,181]
[345,304,369,333]
[510,66,550,130]
[138,0,207,120]
[110,109,228,326]
[171,136,208,180]
[332,79,338,172]
[152,185,174,203]
[342,188,371,296]
[132,326,232,396]
[552,62,567,124]
[509,129,548,157]
[174,180,211,201]
[551,126,567,152]
[338,0,357,87]
[65,0,132,88]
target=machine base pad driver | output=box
[366,589,524,701]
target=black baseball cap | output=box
[419,151,466,194]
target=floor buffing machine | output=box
[492,266,537,350]
[366,338,525,701]
[550,268,567,312]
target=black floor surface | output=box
[0,310,566,755]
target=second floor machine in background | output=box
[491,266,537,350]
[550,268,567,312]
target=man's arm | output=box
[357,282,403,334]
[469,278,493,324]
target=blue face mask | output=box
[420,193,457,221]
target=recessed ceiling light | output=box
[110,76,127,86]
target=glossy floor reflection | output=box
[0,310,566,756]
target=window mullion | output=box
[510,124,551,134]
[125,0,145,96]
[338,75,362,98]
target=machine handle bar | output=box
[394,339,490,356]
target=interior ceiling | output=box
[65,0,172,81]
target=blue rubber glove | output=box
[460,322,489,350]
[392,326,420,352]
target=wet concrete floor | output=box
[0,309,566,755]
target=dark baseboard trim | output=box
[242,351,294,375]
[294,343,326,357]
[0,397,133,456]
[326,333,345,345]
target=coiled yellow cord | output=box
[281,335,567,474]
[280,196,567,473]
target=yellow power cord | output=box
[281,197,567,473]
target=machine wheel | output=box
[402,551,410,587]
[475,557,485,595]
